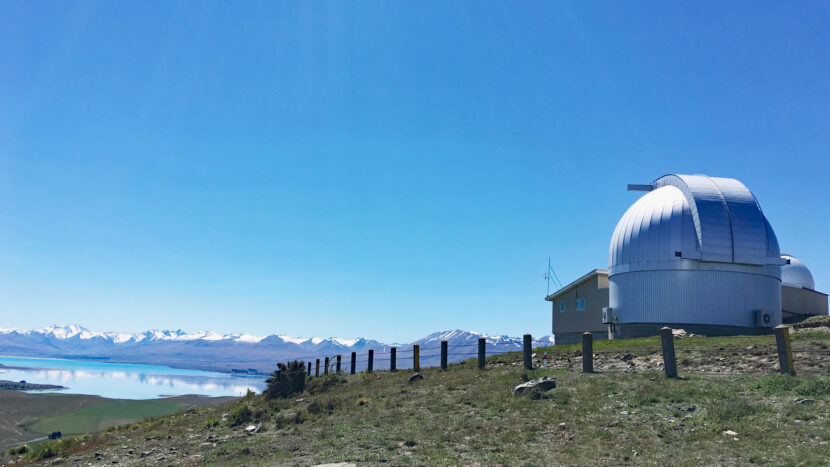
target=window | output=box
[576,298,586,311]
[560,301,565,312]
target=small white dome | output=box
[781,254,816,290]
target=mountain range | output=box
[0,325,554,373]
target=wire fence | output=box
[280,337,538,378]
[271,325,799,380]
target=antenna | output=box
[544,257,563,295]
[544,261,550,296]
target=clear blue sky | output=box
[1,2,828,342]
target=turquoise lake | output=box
[0,356,266,400]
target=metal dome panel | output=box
[653,174,733,263]
[708,176,774,264]
[609,185,699,272]
[651,174,781,265]
[781,254,816,290]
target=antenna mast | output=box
[544,257,563,295]
[544,257,551,295]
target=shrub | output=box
[265,361,307,399]
[36,447,56,459]
[308,397,340,415]
[705,398,756,423]
[308,400,324,415]
[274,409,308,428]
[23,436,90,461]
[7,444,29,456]
[205,417,220,428]
[794,377,830,396]
[755,375,830,397]
[228,403,252,426]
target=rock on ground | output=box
[512,377,556,395]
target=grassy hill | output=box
[24,399,190,436]
[4,319,830,465]
[0,393,234,450]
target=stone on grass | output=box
[672,328,694,339]
[512,377,556,397]
[408,373,424,384]
[723,430,737,436]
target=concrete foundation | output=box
[609,323,774,340]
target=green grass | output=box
[25,399,188,435]
[6,330,830,465]
[754,374,830,397]
[80,362,829,465]
[538,333,780,355]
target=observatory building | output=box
[546,173,827,344]
[781,254,829,322]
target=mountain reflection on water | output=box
[0,356,265,399]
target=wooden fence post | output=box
[324,357,329,375]
[478,338,486,370]
[660,327,678,378]
[307,361,311,376]
[350,352,356,375]
[413,345,420,372]
[523,334,532,370]
[441,340,448,370]
[391,347,397,372]
[368,349,374,373]
[582,332,593,373]
[774,325,796,376]
[315,359,320,377]
[336,354,342,373]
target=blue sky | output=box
[1,2,828,342]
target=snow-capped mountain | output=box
[0,325,554,373]
[23,325,264,345]
[413,330,555,348]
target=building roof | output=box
[545,269,608,301]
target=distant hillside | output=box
[0,325,554,373]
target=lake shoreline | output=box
[0,354,265,375]
[0,380,66,391]
[0,355,264,399]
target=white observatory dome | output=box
[781,254,816,290]
[608,174,783,331]
[609,185,702,270]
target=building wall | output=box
[610,269,782,328]
[549,272,825,344]
[551,275,609,343]
[782,286,829,323]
